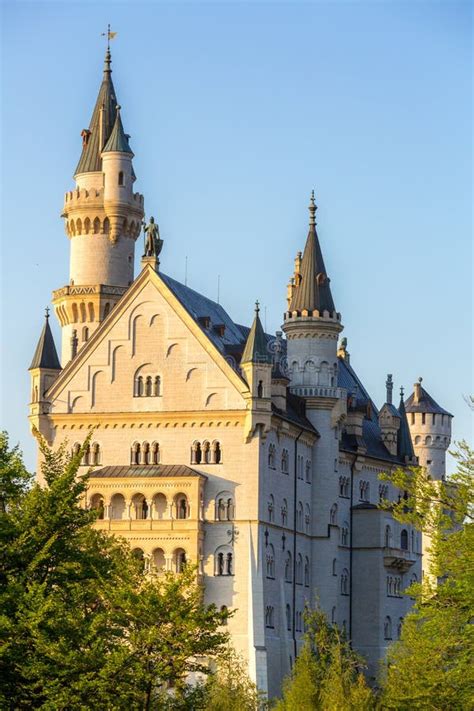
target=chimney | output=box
[414,377,423,403]
[386,374,393,404]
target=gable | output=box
[47,267,249,415]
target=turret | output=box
[241,303,273,438]
[282,192,343,397]
[378,375,401,456]
[405,378,452,480]
[29,309,62,419]
[53,48,145,365]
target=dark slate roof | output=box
[272,393,319,435]
[75,49,118,175]
[289,194,336,314]
[383,403,401,418]
[338,357,402,463]
[397,395,416,461]
[405,385,452,417]
[29,315,61,370]
[89,465,205,478]
[102,107,132,154]
[241,307,272,364]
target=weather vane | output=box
[101,24,117,50]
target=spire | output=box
[386,374,393,404]
[241,302,271,364]
[102,105,133,154]
[74,48,118,175]
[289,191,336,314]
[397,387,415,461]
[29,308,61,370]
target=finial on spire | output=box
[101,24,117,72]
[255,300,260,315]
[309,189,317,227]
[45,306,50,320]
[418,376,423,383]
[400,386,405,399]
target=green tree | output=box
[200,645,264,711]
[274,609,375,711]
[379,442,474,710]
[0,432,228,710]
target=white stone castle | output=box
[28,48,453,697]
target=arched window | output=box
[174,548,187,573]
[268,444,276,469]
[154,375,161,397]
[265,605,274,628]
[82,444,91,466]
[212,441,222,464]
[384,616,392,640]
[215,546,233,576]
[103,302,110,318]
[93,217,100,234]
[285,551,292,582]
[90,493,105,519]
[304,557,310,586]
[152,493,167,520]
[305,504,311,533]
[305,460,311,483]
[131,442,141,466]
[296,554,303,584]
[118,171,124,186]
[82,326,89,342]
[91,442,100,466]
[340,569,349,595]
[216,552,225,576]
[268,495,274,522]
[330,503,338,525]
[341,522,349,546]
[217,498,226,521]
[400,529,408,550]
[132,493,148,520]
[110,493,125,520]
[286,604,291,631]
[152,442,160,464]
[266,545,275,578]
[257,380,263,398]
[202,441,211,464]
[191,441,202,464]
[226,552,233,575]
[384,525,392,548]
[281,499,288,525]
[297,502,303,531]
[152,548,165,574]
[397,617,403,639]
[145,376,153,397]
[227,497,234,520]
[175,494,189,519]
[281,449,289,473]
[332,558,337,576]
[72,442,81,458]
[136,376,144,397]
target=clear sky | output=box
[1,1,472,472]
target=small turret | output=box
[378,375,401,456]
[29,309,62,416]
[405,378,452,480]
[241,302,273,439]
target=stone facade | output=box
[28,49,452,699]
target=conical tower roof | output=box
[241,302,271,364]
[397,388,415,460]
[103,105,132,154]
[289,192,336,314]
[74,48,118,175]
[29,310,61,371]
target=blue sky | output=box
[1,1,472,472]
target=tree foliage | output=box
[274,608,375,711]
[0,431,229,710]
[379,441,474,710]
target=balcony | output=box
[291,386,345,399]
[383,547,416,572]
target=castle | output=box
[28,48,453,697]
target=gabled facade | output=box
[29,49,453,697]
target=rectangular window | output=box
[411,413,415,425]
[422,413,426,425]
[432,414,436,425]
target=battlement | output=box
[64,188,144,205]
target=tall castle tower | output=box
[405,378,453,481]
[282,193,345,549]
[53,48,144,365]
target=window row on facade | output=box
[267,495,311,533]
[384,615,404,640]
[384,525,418,552]
[133,374,161,397]
[267,444,311,481]
[72,442,101,465]
[191,440,222,464]
[410,412,448,427]
[266,547,310,586]
[90,492,190,520]
[264,604,306,634]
